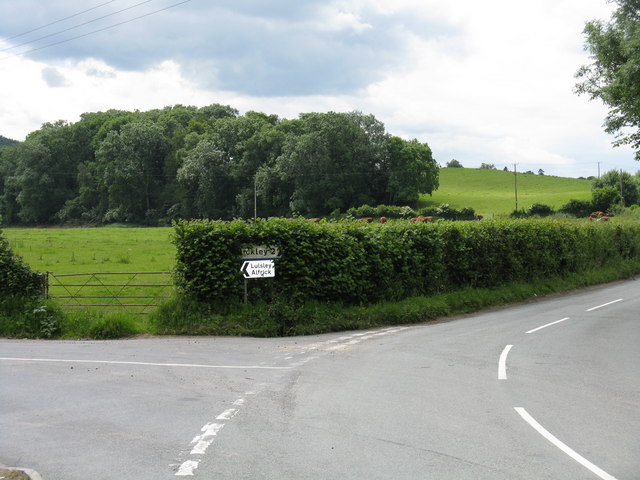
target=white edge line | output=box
[0,357,290,370]
[498,345,513,380]
[514,407,618,480]
[586,299,623,312]
[526,317,570,334]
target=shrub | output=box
[347,205,416,219]
[592,186,621,212]
[0,230,45,297]
[417,204,475,220]
[559,199,593,217]
[528,203,554,217]
[0,297,60,338]
[173,218,640,310]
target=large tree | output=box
[384,136,438,205]
[576,0,640,159]
[273,111,386,216]
[96,121,169,222]
[592,169,640,205]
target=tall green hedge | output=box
[173,218,640,307]
[0,230,45,297]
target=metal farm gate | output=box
[46,272,173,314]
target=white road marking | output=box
[526,317,570,334]
[498,345,513,380]
[514,407,618,480]
[0,357,290,370]
[216,409,238,420]
[586,299,623,312]
[190,423,225,455]
[176,460,199,476]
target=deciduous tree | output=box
[576,0,640,159]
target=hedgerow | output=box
[0,229,55,338]
[173,218,640,309]
[0,229,45,297]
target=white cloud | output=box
[0,0,638,178]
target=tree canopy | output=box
[0,105,439,224]
[592,168,640,205]
[576,0,640,159]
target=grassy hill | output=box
[420,168,592,215]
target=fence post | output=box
[42,272,49,299]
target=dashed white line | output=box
[175,460,199,476]
[189,423,225,455]
[498,345,513,380]
[175,394,250,476]
[514,407,618,480]
[526,317,570,334]
[216,409,238,420]
[586,299,623,312]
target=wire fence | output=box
[46,271,173,315]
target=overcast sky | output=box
[0,0,638,178]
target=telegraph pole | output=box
[620,168,624,206]
[254,175,257,220]
[513,163,518,212]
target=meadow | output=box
[3,226,174,274]
[420,168,592,215]
[3,227,175,316]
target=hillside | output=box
[420,168,592,215]
[0,135,17,147]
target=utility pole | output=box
[513,163,518,212]
[254,175,258,221]
[597,162,601,179]
[620,168,624,206]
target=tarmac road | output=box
[1,279,638,479]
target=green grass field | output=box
[3,227,175,314]
[420,168,592,215]
[3,226,174,274]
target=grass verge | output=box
[149,260,640,337]
[0,470,31,480]
[2,260,638,340]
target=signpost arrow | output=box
[241,260,275,279]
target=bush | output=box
[592,186,621,212]
[173,218,640,309]
[347,205,416,219]
[417,204,476,220]
[0,230,45,297]
[512,203,555,218]
[559,199,593,217]
[528,203,554,217]
[0,297,61,338]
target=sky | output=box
[0,0,638,179]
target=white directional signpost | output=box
[241,260,275,279]
[239,245,281,303]
[240,245,281,260]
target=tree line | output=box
[0,105,439,225]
